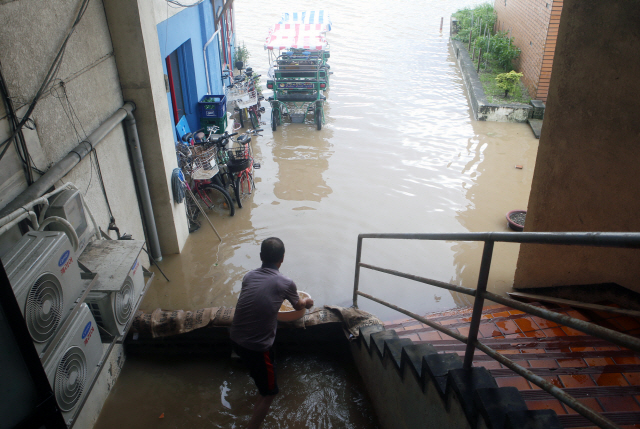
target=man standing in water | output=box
[230,237,314,429]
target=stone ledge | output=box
[451,39,532,123]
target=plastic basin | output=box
[506,210,526,231]
[277,291,310,322]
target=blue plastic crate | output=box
[198,94,227,118]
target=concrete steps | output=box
[352,324,562,429]
[383,302,640,426]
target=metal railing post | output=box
[353,235,364,308]
[463,240,494,369]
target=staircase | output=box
[385,302,640,428]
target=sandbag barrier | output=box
[130,305,382,339]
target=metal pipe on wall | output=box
[0,104,131,217]
[203,28,221,95]
[0,102,163,261]
[122,109,162,261]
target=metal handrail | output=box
[353,231,640,429]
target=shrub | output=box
[453,3,496,47]
[453,5,521,72]
[490,32,521,70]
[495,71,523,97]
[234,41,250,66]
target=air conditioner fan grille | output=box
[54,346,87,411]
[115,279,134,325]
[26,274,63,343]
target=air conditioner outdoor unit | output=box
[45,188,95,256]
[84,275,136,337]
[43,303,102,426]
[79,240,145,337]
[1,231,84,357]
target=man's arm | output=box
[293,297,314,311]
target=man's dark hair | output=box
[261,237,285,264]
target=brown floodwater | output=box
[96,0,539,427]
[94,352,379,429]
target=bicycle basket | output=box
[190,146,219,179]
[235,88,258,109]
[226,146,252,173]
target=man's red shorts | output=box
[233,342,279,396]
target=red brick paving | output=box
[526,399,567,414]
[387,301,640,417]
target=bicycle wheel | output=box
[200,183,235,216]
[233,174,243,209]
[315,106,322,130]
[238,108,245,128]
[249,109,259,129]
[233,170,254,208]
[240,169,253,195]
[271,109,277,131]
[185,195,201,233]
[218,170,238,208]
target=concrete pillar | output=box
[514,0,640,291]
[102,0,189,254]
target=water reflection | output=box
[272,103,334,203]
[450,119,538,304]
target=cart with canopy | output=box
[265,10,332,131]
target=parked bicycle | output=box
[176,128,236,217]
[210,128,262,208]
[227,67,265,129]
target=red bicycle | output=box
[214,129,262,208]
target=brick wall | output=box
[493,0,563,102]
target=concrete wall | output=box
[494,0,563,102]
[0,0,146,254]
[514,0,640,292]
[103,0,190,255]
[451,40,532,123]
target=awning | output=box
[264,23,328,51]
[278,10,332,31]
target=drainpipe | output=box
[122,107,162,261]
[204,28,221,94]
[0,102,163,261]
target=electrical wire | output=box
[0,52,114,123]
[141,246,170,282]
[0,0,92,161]
[53,79,115,228]
[51,79,95,195]
[164,0,205,8]
[0,62,42,184]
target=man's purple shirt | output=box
[230,263,300,351]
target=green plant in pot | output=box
[234,42,250,70]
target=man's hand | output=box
[293,297,314,311]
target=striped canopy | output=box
[278,10,332,31]
[265,10,331,51]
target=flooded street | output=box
[142,0,538,321]
[96,1,539,427]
